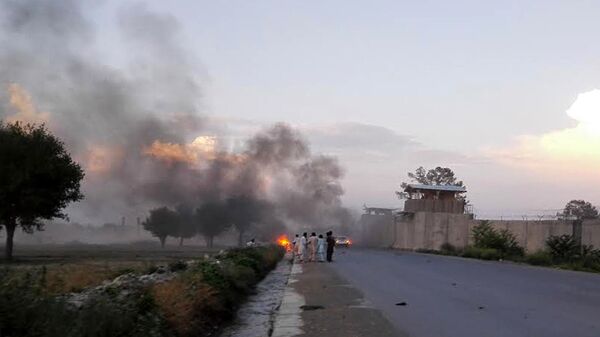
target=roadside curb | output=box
[270,261,305,337]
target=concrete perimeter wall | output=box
[361,212,600,252]
[360,213,396,248]
[582,220,600,248]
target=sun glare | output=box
[537,90,600,161]
[566,89,600,133]
[489,88,600,176]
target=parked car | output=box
[335,236,352,247]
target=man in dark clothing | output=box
[326,231,335,262]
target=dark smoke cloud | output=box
[0,0,205,221]
[0,0,352,232]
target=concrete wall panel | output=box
[365,211,600,252]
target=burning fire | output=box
[276,234,292,252]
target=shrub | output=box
[145,264,159,274]
[416,248,438,254]
[581,245,600,261]
[498,229,525,257]
[0,270,166,337]
[471,221,524,258]
[580,245,600,271]
[168,260,188,272]
[479,248,501,260]
[0,245,285,337]
[546,234,579,262]
[151,278,218,336]
[440,243,457,254]
[462,246,499,260]
[43,264,130,294]
[472,221,498,248]
[525,251,553,266]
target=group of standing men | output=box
[292,231,335,263]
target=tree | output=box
[0,122,84,260]
[142,206,178,248]
[175,204,196,246]
[196,201,231,248]
[564,200,599,220]
[227,195,265,246]
[396,166,466,199]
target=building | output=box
[363,206,398,216]
[403,184,467,214]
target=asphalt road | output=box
[330,248,600,337]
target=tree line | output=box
[142,196,276,248]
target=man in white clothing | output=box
[297,232,307,263]
[308,232,318,262]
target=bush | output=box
[498,229,525,257]
[151,278,217,336]
[0,270,166,337]
[546,234,579,262]
[152,245,284,337]
[0,245,285,337]
[545,235,600,271]
[472,221,498,248]
[415,248,438,254]
[440,243,457,254]
[471,221,524,258]
[479,248,501,260]
[168,260,188,272]
[462,246,500,260]
[580,245,600,271]
[525,251,553,266]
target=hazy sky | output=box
[13,1,600,218]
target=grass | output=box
[1,242,219,265]
[151,245,285,336]
[151,278,218,336]
[0,244,285,337]
[44,263,142,294]
[1,261,155,295]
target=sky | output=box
[7,0,600,219]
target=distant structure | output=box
[361,182,600,252]
[363,206,398,216]
[402,184,467,214]
[361,205,398,247]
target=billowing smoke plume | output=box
[0,0,351,232]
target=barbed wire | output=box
[471,208,570,221]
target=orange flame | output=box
[276,234,291,252]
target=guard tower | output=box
[403,184,467,214]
